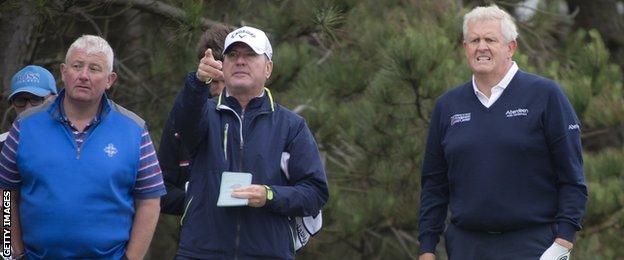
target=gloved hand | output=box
[539,241,571,260]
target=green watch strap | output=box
[264,185,274,201]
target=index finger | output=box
[205,48,214,60]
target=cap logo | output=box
[232,29,256,39]
[14,72,41,85]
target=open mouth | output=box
[476,56,491,61]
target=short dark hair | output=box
[196,24,233,61]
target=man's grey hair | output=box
[65,35,115,72]
[463,4,519,43]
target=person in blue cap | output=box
[1,65,58,147]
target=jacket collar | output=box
[216,87,276,113]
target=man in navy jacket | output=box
[418,5,587,260]
[171,26,329,259]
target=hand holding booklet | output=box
[217,171,252,207]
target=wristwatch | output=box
[264,185,274,201]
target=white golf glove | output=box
[539,241,571,260]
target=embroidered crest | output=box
[450,113,471,126]
[103,143,118,157]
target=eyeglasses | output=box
[11,96,44,108]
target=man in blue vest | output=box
[418,5,587,260]
[0,35,166,259]
[171,26,329,259]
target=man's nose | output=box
[477,40,488,50]
[78,67,90,79]
[234,54,247,64]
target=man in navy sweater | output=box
[418,5,587,260]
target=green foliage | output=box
[281,1,469,258]
[5,0,623,259]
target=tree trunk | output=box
[0,1,41,98]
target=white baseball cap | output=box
[223,26,273,60]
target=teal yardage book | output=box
[217,171,252,207]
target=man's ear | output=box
[106,72,117,90]
[265,60,273,79]
[507,40,517,59]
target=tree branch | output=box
[390,227,418,260]
[97,0,222,29]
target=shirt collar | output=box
[472,61,518,95]
[56,91,105,127]
[225,89,265,98]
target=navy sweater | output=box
[418,71,588,253]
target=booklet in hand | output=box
[217,171,252,207]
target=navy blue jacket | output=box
[158,112,192,215]
[173,73,329,259]
[418,71,587,253]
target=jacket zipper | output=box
[217,104,245,258]
[239,109,245,171]
[217,102,274,257]
[180,196,193,226]
[235,209,242,260]
[217,105,245,171]
[223,123,229,161]
[234,109,245,260]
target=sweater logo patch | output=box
[103,143,118,157]
[568,124,580,131]
[450,113,471,125]
[505,108,528,118]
